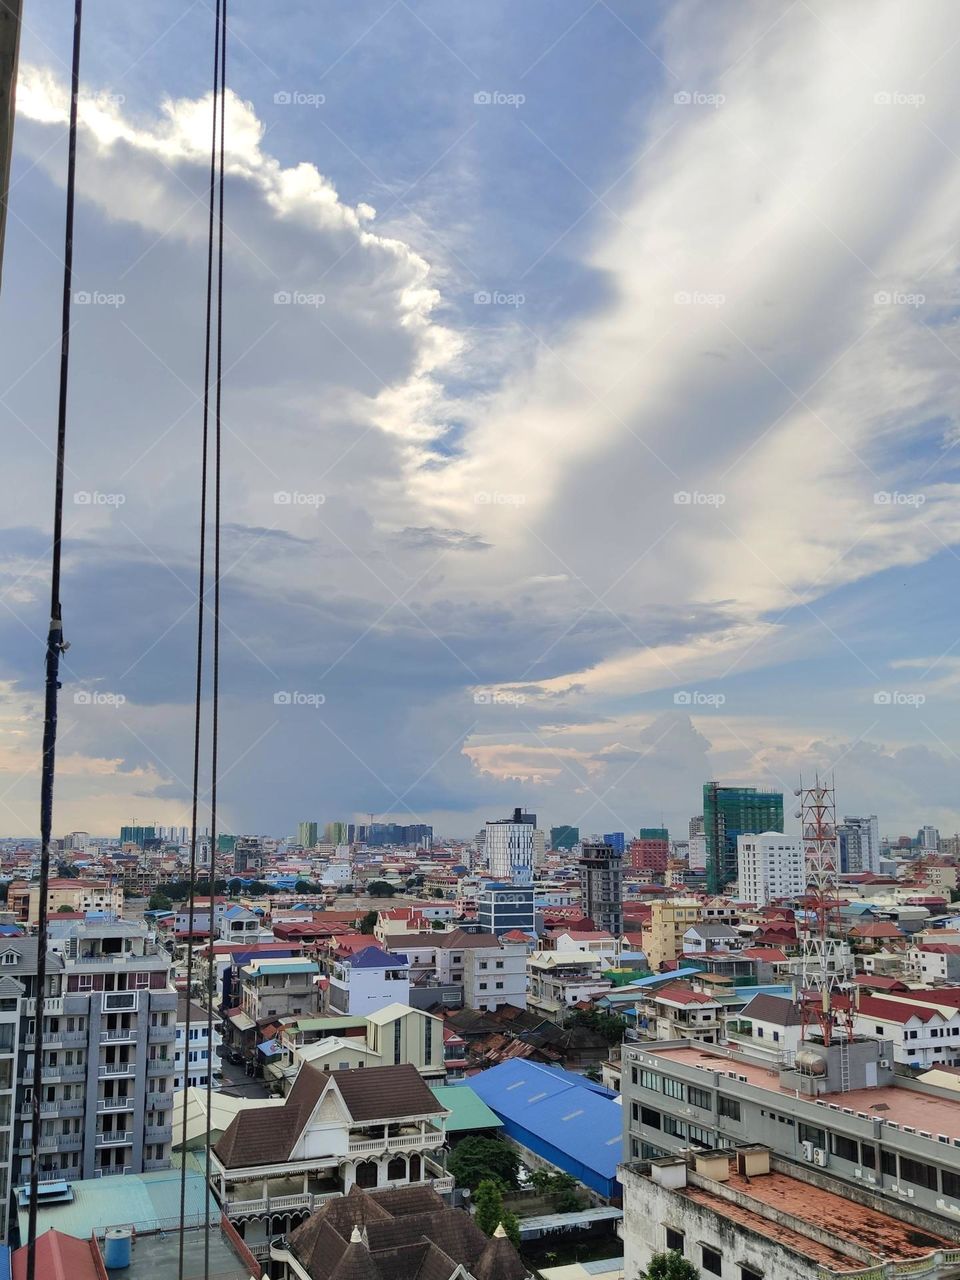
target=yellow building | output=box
[643,898,703,970]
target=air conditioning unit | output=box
[813,1148,828,1167]
[879,1059,890,1068]
[801,1141,814,1161]
[853,1168,863,1178]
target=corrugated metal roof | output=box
[17,1167,217,1241]
[430,1084,503,1132]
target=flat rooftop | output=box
[115,1223,247,1280]
[643,1044,960,1140]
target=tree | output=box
[431,888,445,899]
[359,911,378,935]
[367,880,396,898]
[567,1007,626,1044]
[473,1180,505,1235]
[528,1168,582,1211]
[500,1210,522,1250]
[644,1251,700,1280]
[148,891,173,912]
[448,1135,520,1192]
[56,904,75,913]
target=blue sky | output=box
[3,0,960,842]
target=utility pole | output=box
[0,0,23,290]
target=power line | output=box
[27,2,83,1277]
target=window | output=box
[831,1133,859,1163]
[899,1157,938,1191]
[641,1106,662,1130]
[665,1228,684,1253]
[688,1126,712,1148]
[663,1077,684,1100]
[880,1150,897,1177]
[664,1115,686,1138]
[943,1168,960,1200]
[798,1123,826,1148]
[688,1086,712,1110]
[394,1020,402,1065]
[718,1097,741,1121]
[640,1070,660,1091]
[424,1018,433,1062]
[741,1268,763,1280]
[701,1246,722,1275]
[860,1143,876,1169]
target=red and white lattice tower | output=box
[796,775,854,1046]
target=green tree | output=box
[473,1180,505,1235]
[367,880,396,898]
[501,1210,521,1250]
[56,904,75,913]
[528,1168,582,1211]
[644,1251,701,1280]
[148,891,173,911]
[448,1136,520,1192]
[359,911,378,934]
[431,888,445,899]
[567,1007,626,1044]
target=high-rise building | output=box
[578,841,624,936]
[233,836,265,874]
[324,821,348,845]
[703,783,784,893]
[485,808,535,885]
[476,884,536,937]
[919,824,940,852]
[603,832,626,854]
[737,831,805,905]
[297,821,318,849]
[629,828,669,872]
[550,825,579,851]
[837,815,880,874]
[120,825,156,848]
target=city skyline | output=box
[3,2,960,841]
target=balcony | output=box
[41,1098,85,1116]
[348,1129,444,1155]
[224,1189,341,1217]
[149,1091,174,1108]
[145,1124,172,1142]
[103,1028,138,1042]
[143,1157,169,1171]
[96,1131,132,1146]
[97,1097,135,1112]
[24,1030,87,1048]
[98,1063,135,1078]
[56,1133,83,1150]
[42,1064,86,1081]
[95,1166,131,1178]
[148,1025,176,1042]
[150,992,179,1012]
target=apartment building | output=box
[463,940,527,1012]
[174,996,223,1090]
[8,878,124,926]
[621,1033,960,1223]
[526,952,613,1019]
[635,982,723,1044]
[326,946,411,1016]
[240,957,321,1022]
[852,991,960,1069]
[644,899,703,970]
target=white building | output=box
[463,941,527,1012]
[485,808,535,885]
[838,814,880,873]
[737,832,805,906]
[175,996,223,1090]
[327,945,411,1016]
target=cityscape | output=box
[3,2,960,1280]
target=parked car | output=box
[228,1050,244,1065]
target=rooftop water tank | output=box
[103,1226,132,1269]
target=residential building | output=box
[737,832,806,906]
[240,956,321,1022]
[485,808,535,885]
[579,841,624,936]
[326,946,410,1016]
[635,982,722,1044]
[174,996,222,1090]
[550,825,579,851]
[703,783,784,893]
[271,1182,530,1280]
[620,1146,960,1280]
[476,883,536,937]
[630,829,670,873]
[463,940,527,1012]
[620,1032,960,1222]
[914,943,960,983]
[296,821,318,849]
[725,992,803,1063]
[644,899,703,970]
[838,815,881,874]
[682,923,739,955]
[210,1063,452,1252]
[526,951,613,1019]
[852,992,960,1069]
[8,878,124,926]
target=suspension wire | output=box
[27,2,83,1276]
[178,2,222,1275]
[204,1,227,1275]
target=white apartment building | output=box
[737,832,805,906]
[838,814,881,874]
[174,996,223,1090]
[463,942,527,1012]
[485,809,535,885]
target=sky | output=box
[2,0,960,844]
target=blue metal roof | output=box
[349,945,408,969]
[461,1060,623,1195]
